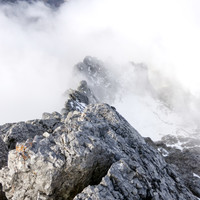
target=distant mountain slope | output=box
[75,56,200,142]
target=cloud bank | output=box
[0,0,200,125]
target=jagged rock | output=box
[0,114,62,199]
[0,137,8,169]
[42,112,62,120]
[165,147,200,198]
[0,137,8,200]
[75,57,157,103]
[145,136,200,198]
[0,102,198,200]
[77,80,98,102]
[75,57,109,86]
[61,80,98,116]
[75,56,118,103]
[0,117,62,150]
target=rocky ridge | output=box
[0,56,199,199]
[0,78,199,199]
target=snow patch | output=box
[75,101,86,112]
[193,173,200,179]
[158,147,169,157]
[165,141,184,151]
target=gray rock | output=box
[0,103,198,200]
[0,113,62,200]
[0,117,62,150]
[61,80,98,117]
[0,137,8,200]
[0,0,64,8]
[145,136,200,198]
[164,147,200,198]
[42,112,62,120]
[77,80,98,104]
[0,137,8,169]
[75,56,119,103]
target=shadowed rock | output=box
[145,136,200,199]
[0,117,62,151]
[0,137,8,200]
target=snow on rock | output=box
[146,136,200,198]
[193,173,200,179]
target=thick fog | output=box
[0,0,200,140]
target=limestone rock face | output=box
[0,101,198,200]
[0,113,62,200]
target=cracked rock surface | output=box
[0,113,62,151]
[0,99,198,199]
[146,135,200,199]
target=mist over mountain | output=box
[1,0,200,126]
[0,1,200,199]
[0,67,199,199]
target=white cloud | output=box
[0,0,200,124]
